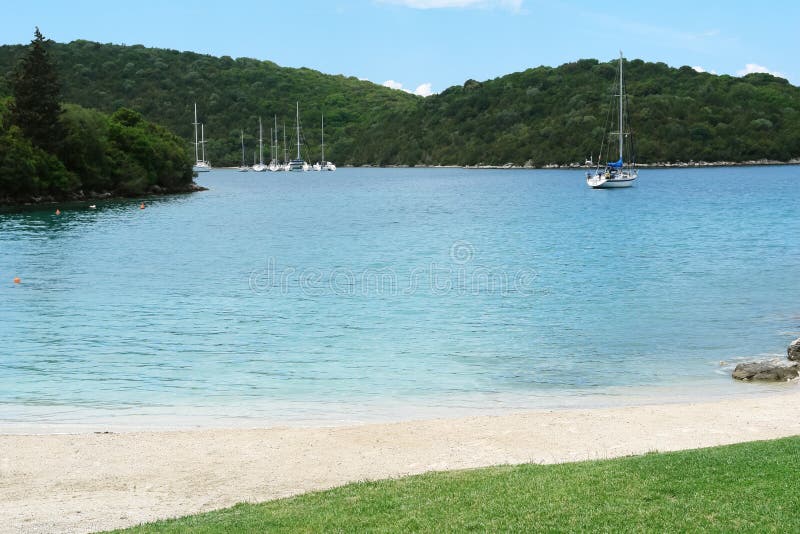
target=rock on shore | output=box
[732,362,799,382]
[788,338,800,362]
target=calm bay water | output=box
[1,166,799,429]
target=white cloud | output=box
[383,79,436,97]
[737,63,785,78]
[414,83,434,97]
[379,0,522,11]
[383,79,404,90]
[692,66,717,74]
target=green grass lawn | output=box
[112,436,800,533]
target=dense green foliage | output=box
[115,436,800,533]
[1,41,799,166]
[0,96,76,197]
[0,30,193,202]
[0,97,192,200]
[393,60,800,166]
[9,28,64,155]
[0,33,194,203]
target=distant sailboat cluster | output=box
[191,101,336,173]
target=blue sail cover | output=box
[606,158,623,168]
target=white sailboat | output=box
[287,102,309,172]
[237,130,249,172]
[269,116,281,171]
[282,122,290,171]
[313,114,336,171]
[192,103,211,172]
[587,52,637,189]
[252,117,267,172]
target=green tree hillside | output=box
[378,59,800,166]
[0,40,419,167]
[1,41,799,166]
[0,32,194,205]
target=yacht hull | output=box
[587,175,636,188]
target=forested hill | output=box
[1,41,799,166]
[385,60,800,166]
[0,40,419,167]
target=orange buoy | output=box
[55,209,61,215]
[139,202,145,209]
[13,277,21,284]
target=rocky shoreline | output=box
[346,159,800,170]
[732,337,800,382]
[0,182,207,208]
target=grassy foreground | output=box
[113,436,800,533]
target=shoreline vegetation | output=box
[0,181,207,208]
[0,30,198,209]
[348,158,800,169]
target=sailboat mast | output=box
[295,102,301,159]
[201,123,206,163]
[241,130,245,166]
[274,116,278,163]
[193,103,199,162]
[321,114,325,163]
[283,122,287,164]
[618,51,624,162]
[258,117,264,165]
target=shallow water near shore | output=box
[1,166,799,430]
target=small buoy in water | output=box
[55,209,61,215]
[139,202,145,210]
[89,204,96,209]
[13,277,20,284]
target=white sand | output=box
[2,390,800,533]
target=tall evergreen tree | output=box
[11,27,64,154]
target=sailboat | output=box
[269,117,281,172]
[237,130,249,172]
[282,121,290,171]
[287,102,309,172]
[252,117,267,172]
[313,114,336,172]
[192,103,211,172]
[587,52,637,189]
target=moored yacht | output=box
[252,117,267,172]
[288,102,308,172]
[586,52,638,189]
[313,114,336,171]
[192,103,211,172]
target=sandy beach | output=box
[1,389,798,533]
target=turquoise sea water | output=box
[1,167,799,429]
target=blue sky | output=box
[3,0,798,94]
